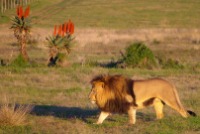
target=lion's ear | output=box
[100,82,105,89]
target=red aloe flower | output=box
[58,25,62,36]
[17,6,20,17]
[18,6,23,18]
[69,22,74,35]
[65,22,69,33]
[67,20,71,33]
[61,25,65,37]
[63,22,67,33]
[24,6,30,18]
[53,25,57,36]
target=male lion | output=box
[89,75,196,124]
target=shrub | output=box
[10,54,30,67]
[0,97,32,126]
[124,42,156,68]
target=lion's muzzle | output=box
[89,91,96,104]
[91,100,96,104]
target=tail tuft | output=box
[187,110,197,117]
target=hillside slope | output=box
[1,0,200,28]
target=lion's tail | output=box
[172,85,197,118]
[187,110,197,117]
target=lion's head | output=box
[89,75,135,113]
[89,80,105,104]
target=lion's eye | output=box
[92,90,96,94]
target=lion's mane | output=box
[91,75,135,113]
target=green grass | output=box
[85,114,200,134]
[0,63,199,133]
[0,126,32,134]
[146,116,200,134]
[1,0,200,28]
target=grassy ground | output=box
[0,26,199,133]
[0,0,200,134]
[1,0,200,28]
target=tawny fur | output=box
[89,75,196,125]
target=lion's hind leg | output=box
[153,98,164,119]
[170,106,188,118]
[161,97,188,118]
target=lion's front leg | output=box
[95,111,110,124]
[128,106,136,124]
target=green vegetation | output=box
[146,116,200,134]
[10,54,31,68]
[124,42,156,68]
[0,126,32,134]
[159,58,184,69]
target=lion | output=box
[89,75,196,124]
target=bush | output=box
[124,42,156,68]
[10,54,30,67]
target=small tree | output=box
[46,20,75,66]
[10,5,31,61]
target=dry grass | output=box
[1,25,200,62]
[0,96,32,126]
[0,25,199,133]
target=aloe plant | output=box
[46,20,75,66]
[10,5,31,61]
